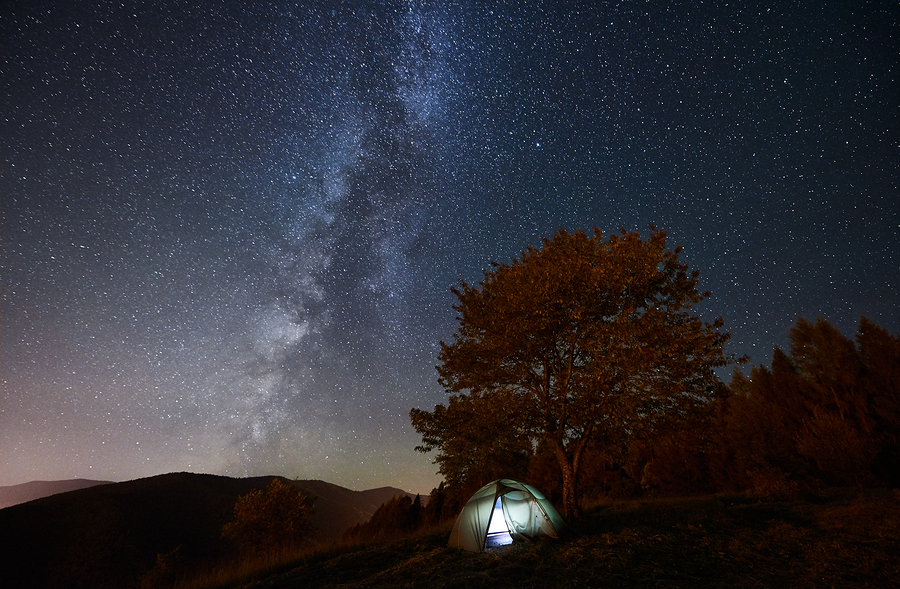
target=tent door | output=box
[484,497,513,548]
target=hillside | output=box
[229,487,900,589]
[0,473,413,589]
[3,475,897,589]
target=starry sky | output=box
[2,1,897,493]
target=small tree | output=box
[222,478,314,554]
[415,227,736,518]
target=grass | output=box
[174,487,900,589]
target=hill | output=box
[4,476,897,589]
[295,479,421,540]
[0,478,114,509]
[0,472,413,589]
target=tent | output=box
[448,479,567,552]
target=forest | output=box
[390,314,900,538]
[403,229,897,532]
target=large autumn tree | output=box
[413,228,736,518]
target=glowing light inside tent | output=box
[485,497,513,548]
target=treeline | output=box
[539,316,898,503]
[710,316,899,493]
[644,316,897,496]
[341,485,463,543]
[382,316,899,534]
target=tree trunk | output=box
[558,458,579,520]
[554,437,587,520]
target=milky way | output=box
[2,1,897,492]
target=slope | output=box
[0,472,412,589]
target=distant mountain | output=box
[0,472,415,589]
[293,479,422,539]
[0,479,114,509]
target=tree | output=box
[416,227,736,518]
[222,478,314,554]
[714,316,900,491]
[856,317,900,485]
[788,317,876,485]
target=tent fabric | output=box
[448,479,566,551]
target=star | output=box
[0,0,896,494]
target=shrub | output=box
[222,478,314,554]
[746,467,801,502]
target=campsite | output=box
[1,474,898,588]
[234,487,900,589]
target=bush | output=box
[222,478,314,554]
[746,467,801,502]
[140,546,184,589]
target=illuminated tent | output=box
[448,479,567,552]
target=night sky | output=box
[2,1,897,493]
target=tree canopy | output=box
[716,316,900,492]
[410,390,533,499]
[413,227,737,518]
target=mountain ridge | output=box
[0,472,417,589]
[0,478,115,509]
